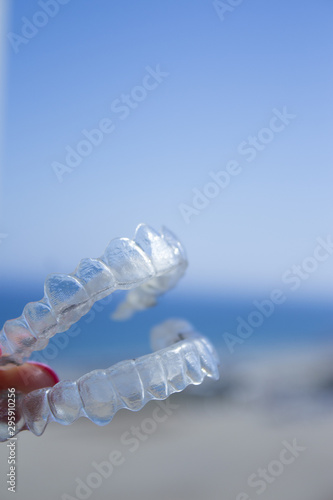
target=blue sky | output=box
[0,0,332,299]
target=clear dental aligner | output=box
[18,319,220,438]
[0,224,187,364]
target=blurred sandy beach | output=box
[1,345,333,500]
[0,398,332,500]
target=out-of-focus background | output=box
[0,1,332,499]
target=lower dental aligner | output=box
[21,319,220,437]
[0,224,187,364]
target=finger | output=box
[0,362,59,394]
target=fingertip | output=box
[27,361,60,386]
[0,362,59,393]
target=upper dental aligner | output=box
[20,319,220,437]
[0,225,187,363]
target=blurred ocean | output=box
[0,285,331,342]
[1,285,332,422]
[1,286,332,362]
